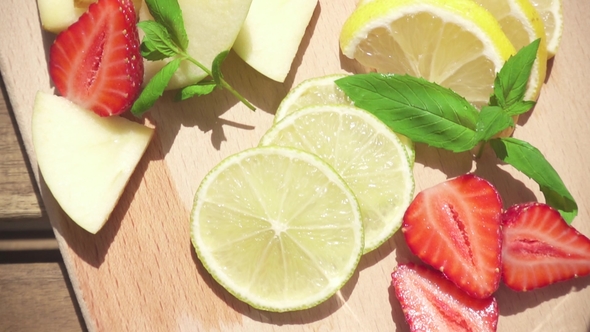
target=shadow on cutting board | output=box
[189,237,361,326]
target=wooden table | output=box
[0,74,86,331]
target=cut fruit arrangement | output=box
[30,0,590,329]
[34,0,319,233]
[395,174,590,330]
[190,146,364,312]
[192,103,415,311]
[343,0,560,110]
[33,0,153,234]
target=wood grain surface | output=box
[0,262,85,331]
[1,0,590,331]
[0,75,43,219]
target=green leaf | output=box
[144,0,188,50]
[492,39,540,107]
[137,21,179,60]
[211,51,229,86]
[490,137,578,223]
[131,58,182,117]
[504,100,536,116]
[473,106,514,142]
[336,73,479,152]
[140,40,169,61]
[175,81,218,101]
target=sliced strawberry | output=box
[502,202,590,291]
[402,173,503,299]
[49,0,143,116]
[391,263,499,332]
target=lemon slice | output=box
[473,0,547,101]
[339,0,516,109]
[260,105,414,253]
[275,74,415,165]
[191,146,363,312]
[528,0,563,58]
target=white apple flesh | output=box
[37,0,143,34]
[140,0,253,90]
[37,0,87,33]
[32,91,154,234]
[233,0,319,82]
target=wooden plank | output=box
[0,262,85,332]
[0,74,43,219]
[1,0,590,331]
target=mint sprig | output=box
[131,0,255,117]
[336,40,578,223]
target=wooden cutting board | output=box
[2,0,590,330]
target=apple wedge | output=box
[37,0,142,34]
[139,0,253,90]
[233,0,319,82]
[32,91,154,234]
[37,0,88,33]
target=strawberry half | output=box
[402,174,503,299]
[49,0,143,116]
[502,202,590,291]
[391,263,499,332]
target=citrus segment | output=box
[275,74,352,122]
[275,74,415,165]
[339,0,516,109]
[528,0,563,58]
[260,105,414,253]
[473,0,547,101]
[191,146,363,312]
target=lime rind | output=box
[191,146,363,312]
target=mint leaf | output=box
[473,106,514,142]
[140,40,170,61]
[131,58,182,117]
[491,39,540,107]
[490,137,578,223]
[135,1,255,112]
[211,51,229,86]
[336,73,479,152]
[175,81,217,101]
[137,20,179,60]
[504,100,536,116]
[144,0,188,50]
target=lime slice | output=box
[260,105,414,253]
[275,74,415,165]
[275,74,352,122]
[339,0,516,109]
[191,146,363,312]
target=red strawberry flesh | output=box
[502,202,590,291]
[402,173,503,299]
[49,0,143,116]
[391,263,499,332]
